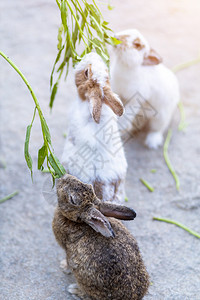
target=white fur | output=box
[75,52,108,87]
[111,29,180,149]
[62,54,127,203]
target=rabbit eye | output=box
[69,195,76,205]
[84,68,89,79]
[133,41,144,51]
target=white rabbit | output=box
[110,29,180,149]
[62,53,127,204]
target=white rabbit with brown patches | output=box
[110,29,180,149]
[62,53,127,204]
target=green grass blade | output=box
[163,129,180,191]
[0,190,19,204]
[140,178,154,192]
[153,217,200,239]
[172,53,200,73]
[48,153,66,178]
[178,101,188,131]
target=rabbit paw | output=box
[68,284,90,300]
[145,132,163,149]
[60,259,71,274]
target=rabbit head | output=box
[114,29,162,67]
[57,174,136,238]
[75,52,124,123]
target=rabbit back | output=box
[53,209,149,300]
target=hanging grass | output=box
[0,51,66,184]
[0,1,117,182]
[50,0,120,108]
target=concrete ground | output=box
[0,0,200,299]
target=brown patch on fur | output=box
[117,34,129,48]
[75,65,97,101]
[75,65,104,123]
[112,178,122,195]
[93,180,104,201]
[90,95,102,124]
[75,66,124,121]
[143,48,163,66]
[109,178,123,202]
[93,178,124,203]
[133,37,145,50]
[103,83,124,116]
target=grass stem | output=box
[153,217,200,239]
[140,178,154,192]
[0,190,19,204]
[163,129,180,191]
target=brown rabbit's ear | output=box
[83,207,115,238]
[143,48,163,66]
[99,203,136,220]
[103,86,124,117]
[88,85,103,124]
[90,96,102,124]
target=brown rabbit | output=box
[52,174,150,300]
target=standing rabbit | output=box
[53,174,150,300]
[110,29,180,149]
[62,52,127,204]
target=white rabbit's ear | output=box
[103,86,124,117]
[83,207,115,238]
[89,95,102,124]
[143,48,162,66]
[100,203,136,220]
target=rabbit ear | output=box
[99,203,136,220]
[143,48,162,66]
[88,85,103,124]
[89,95,102,124]
[103,86,124,117]
[83,207,115,238]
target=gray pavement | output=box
[0,0,200,299]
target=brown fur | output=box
[92,180,104,201]
[143,48,163,66]
[133,38,145,50]
[53,174,150,300]
[75,62,124,123]
[103,83,124,117]
[118,34,129,48]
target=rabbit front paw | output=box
[68,284,91,300]
[145,132,163,149]
[60,259,71,274]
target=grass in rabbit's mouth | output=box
[50,0,121,109]
[1,1,119,183]
[153,217,200,239]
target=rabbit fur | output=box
[110,29,180,149]
[52,174,150,300]
[62,52,127,204]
